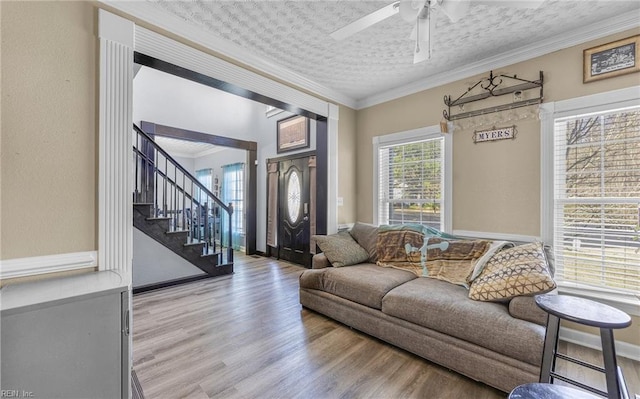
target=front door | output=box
[278,157,310,266]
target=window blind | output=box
[553,105,640,294]
[378,137,444,229]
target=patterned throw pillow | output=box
[313,232,369,267]
[468,242,556,302]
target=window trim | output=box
[540,85,640,316]
[372,125,452,233]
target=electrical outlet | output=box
[337,197,344,206]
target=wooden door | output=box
[278,157,310,266]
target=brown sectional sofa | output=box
[299,224,549,393]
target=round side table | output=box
[535,294,631,399]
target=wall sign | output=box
[473,126,516,143]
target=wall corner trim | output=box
[0,251,98,280]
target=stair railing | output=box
[132,124,234,264]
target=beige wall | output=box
[1,1,97,259]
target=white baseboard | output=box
[560,326,640,362]
[0,251,98,280]
[452,230,540,243]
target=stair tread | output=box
[184,242,205,247]
[201,252,221,258]
[166,230,190,234]
[133,203,154,206]
[146,217,171,221]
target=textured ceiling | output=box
[155,136,221,158]
[145,0,640,103]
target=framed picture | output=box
[277,115,309,153]
[583,35,639,83]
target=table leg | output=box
[601,328,624,399]
[540,314,560,383]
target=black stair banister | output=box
[132,123,234,269]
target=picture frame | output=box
[277,115,309,153]
[583,35,639,83]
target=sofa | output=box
[299,223,556,393]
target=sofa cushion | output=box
[313,231,369,267]
[299,264,417,309]
[349,222,379,263]
[382,278,545,366]
[469,242,556,302]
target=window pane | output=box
[554,106,640,293]
[378,137,444,230]
[287,170,301,223]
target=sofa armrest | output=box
[312,253,331,269]
[509,293,555,326]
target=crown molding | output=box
[357,12,640,109]
[100,1,357,109]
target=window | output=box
[374,126,451,231]
[195,168,212,204]
[544,89,640,297]
[222,163,244,250]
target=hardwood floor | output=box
[133,254,640,399]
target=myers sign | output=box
[473,126,516,143]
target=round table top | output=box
[509,383,600,399]
[535,294,631,329]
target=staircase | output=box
[132,124,233,289]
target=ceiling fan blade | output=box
[330,2,400,41]
[473,0,545,9]
[439,0,471,23]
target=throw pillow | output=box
[468,242,556,302]
[313,231,369,267]
[467,240,515,282]
[349,222,379,263]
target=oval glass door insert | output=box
[287,170,301,223]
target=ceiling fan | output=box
[330,0,545,64]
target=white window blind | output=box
[553,105,640,294]
[378,137,444,229]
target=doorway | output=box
[279,156,310,266]
[267,152,316,267]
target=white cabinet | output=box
[1,271,130,399]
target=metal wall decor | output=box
[473,125,517,144]
[443,71,544,121]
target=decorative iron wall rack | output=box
[443,71,544,121]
